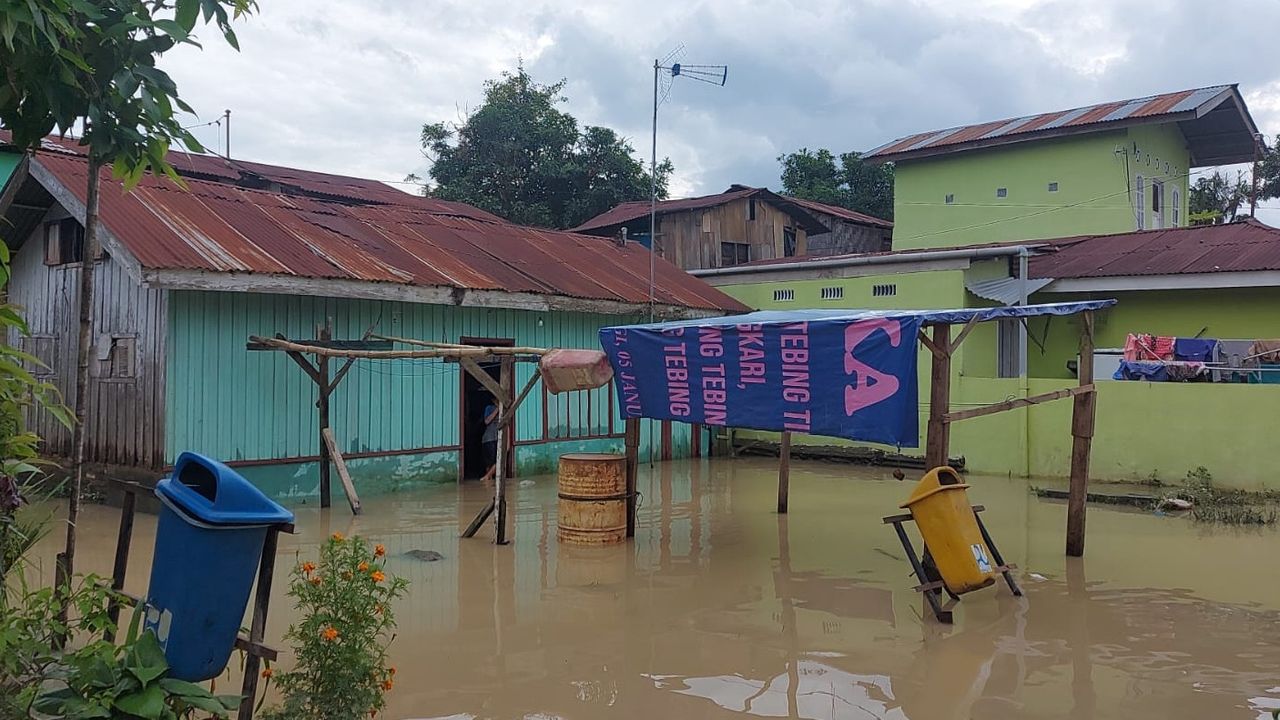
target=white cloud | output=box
[156,0,1280,202]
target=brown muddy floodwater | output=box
[26,458,1280,719]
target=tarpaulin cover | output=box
[599,300,1113,447]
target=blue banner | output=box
[600,315,923,447]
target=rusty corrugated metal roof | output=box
[782,196,892,229]
[865,85,1259,165]
[1028,219,1280,279]
[33,152,746,314]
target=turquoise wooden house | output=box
[0,137,744,497]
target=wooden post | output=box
[238,527,281,720]
[1066,311,1096,557]
[924,324,952,469]
[494,357,513,545]
[104,489,137,642]
[777,431,792,514]
[624,418,640,538]
[317,323,332,509]
[321,428,362,515]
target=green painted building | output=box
[864,85,1258,250]
[0,141,743,497]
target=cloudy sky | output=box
[160,0,1280,219]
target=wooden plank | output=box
[924,324,952,468]
[917,329,943,357]
[321,428,362,516]
[943,384,1095,423]
[494,357,514,545]
[251,335,549,360]
[247,339,393,351]
[949,315,983,352]
[777,431,792,514]
[461,499,496,538]
[238,527,280,720]
[624,418,640,538]
[498,369,541,433]
[1066,310,1095,557]
[317,325,332,510]
[104,489,137,643]
[459,357,504,399]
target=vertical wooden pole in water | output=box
[494,357,513,545]
[1066,311,1096,557]
[104,488,137,642]
[624,418,640,538]
[238,527,281,720]
[317,323,332,509]
[777,431,792,514]
[925,324,952,469]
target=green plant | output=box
[263,534,408,720]
[1,573,239,719]
[1160,466,1280,525]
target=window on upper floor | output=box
[1151,179,1164,229]
[1135,175,1146,230]
[945,193,955,204]
[1047,182,1059,192]
[996,187,1008,198]
[783,227,797,257]
[44,217,85,266]
[1171,187,1182,227]
[720,241,751,267]
[748,198,757,221]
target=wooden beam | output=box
[498,369,541,433]
[247,339,393,351]
[624,418,640,538]
[248,335,548,360]
[924,324,952,468]
[104,490,136,643]
[276,333,323,386]
[494,357,514,545]
[321,428,362,515]
[317,324,332,510]
[949,315,983,352]
[1066,310,1096,557]
[238,528,281,720]
[459,357,504,399]
[777,431,792,514]
[943,384,1095,424]
[917,329,944,358]
[373,333,552,355]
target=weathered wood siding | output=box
[164,291,677,471]
[5,208,167,468]
[806,212,893,256]
[654,198,808,270]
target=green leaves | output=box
[778,148,895,221]
[115,683,166,719]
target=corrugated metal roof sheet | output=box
[571,186,830,235]
[33,152,746,314]
[782,196,893,229]
[965,276,1053,304]
[865,85,1256,164]
[1029,219,1280,279]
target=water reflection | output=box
[27,457,1280,719]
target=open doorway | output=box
[459,337,514,480]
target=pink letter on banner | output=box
[843,319,902,416]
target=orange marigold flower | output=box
[388,667,396,676]
[358,561,369,572]
[374,544,386,557]
[381,679,394,691]
[320,626,339,642]
[309,575,323,586]
[332,532,345,542]
[301,561,316,575]
[261,668,273,679]
[371,570,386,583]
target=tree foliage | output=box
[420,66,671,229]
[1257,134,1280,202]
[1189,170,1250,225]
[778,147,894,221]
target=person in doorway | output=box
[480,399,499,483]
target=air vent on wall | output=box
[872,284,897,297]
[773,289,795,302]
[820,286,843,300]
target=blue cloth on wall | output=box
[1114,360,1169,381]
[1174,337,1217,362]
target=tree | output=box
[0,0,254,590]
[419,66,671,229]
[1189,170,1250,225]
[1256,134,1279,203]
[778,148,895,220]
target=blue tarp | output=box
[599,300,1114,447]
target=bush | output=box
[263,534,408,720]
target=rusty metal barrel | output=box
[557,453,628,545]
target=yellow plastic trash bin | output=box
[900,467,996,595]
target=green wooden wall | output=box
[165,291,688,492]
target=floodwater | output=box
[24,457,1280,719]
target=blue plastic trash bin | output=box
[143,452,294,682]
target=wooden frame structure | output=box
[99,477,292,720]
[621,308,1100,556]
[246,330,550,544]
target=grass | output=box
[1160,467,1280,526]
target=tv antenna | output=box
[647,48,728,321]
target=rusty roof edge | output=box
[139,266,736,316]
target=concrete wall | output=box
[891,126,1191,250]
